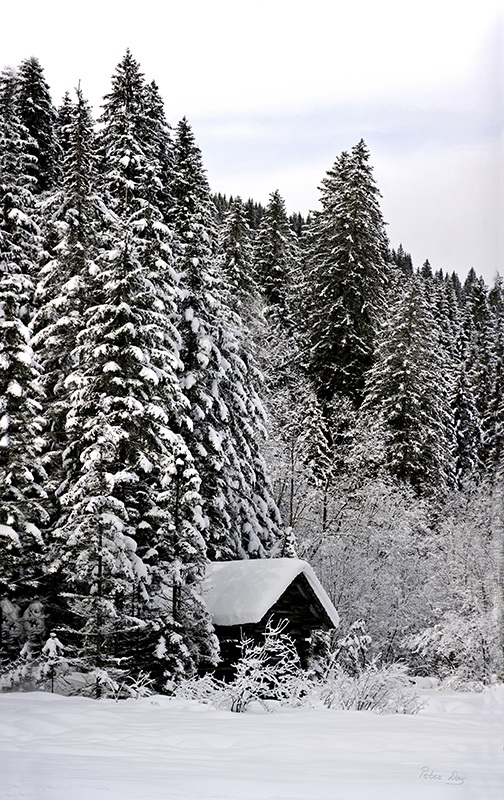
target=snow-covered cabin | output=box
[201,558,339,676]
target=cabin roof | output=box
[201,558,340,628]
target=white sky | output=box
[2,0,502,283]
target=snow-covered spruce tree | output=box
[249,190,341,552]
[452,360,483,487]
[55,92,74,156]
[449,268,504,482]
[416,268,482,489]
[44,53,218,689]
[217,196,256,317]
[142,80,174,223]
[0,67,48,660]
[171,118,281,559]
[302,140,390,407]
[448,270,464,305]
[481,277,504,480]
[289,211,304,238]
[253,189,299,323]
[244,197,265,231]
[215,196,283,554]
[170,116,234,559]
[16,56,61,193]
[96,49,150,218]
[218,316,282,557]
[38,89,78,266]
[32,88,101,504]
[0,67,40,299]
[461,270,494,447]
[430,274,482,486]
[49,222,219,689]
[360,271,455,497]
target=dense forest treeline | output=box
[0,51,502,693]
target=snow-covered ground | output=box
[1,687,503,799]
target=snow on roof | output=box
[202,558,339,628]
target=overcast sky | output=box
[2,0,502,283]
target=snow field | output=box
[1,687,503,799]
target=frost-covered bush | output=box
[306,625,424,714]
[226,620,303,711]
[302,479,438,666]
[87,669,155,700]
[175,660,423,715]
[318,661,424,714]
[176,619,304,712]
[175,620,422,715]
[174,673,228,707]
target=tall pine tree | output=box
[172,118,281,559]
[42,55,218,687]
[254,189,299,323]
[361,271,455,496]
[16,56,61,193]
[217,196,256,317]
[0,66,48,655]
[32,88,102,508]
[303,141,390,406]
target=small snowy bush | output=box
[173,673,228,707]
[226,620,303,711]
[318,661,424,714]
[88,669,155,700]
[176,619,304,712]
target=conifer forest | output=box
[0,51,502,694]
